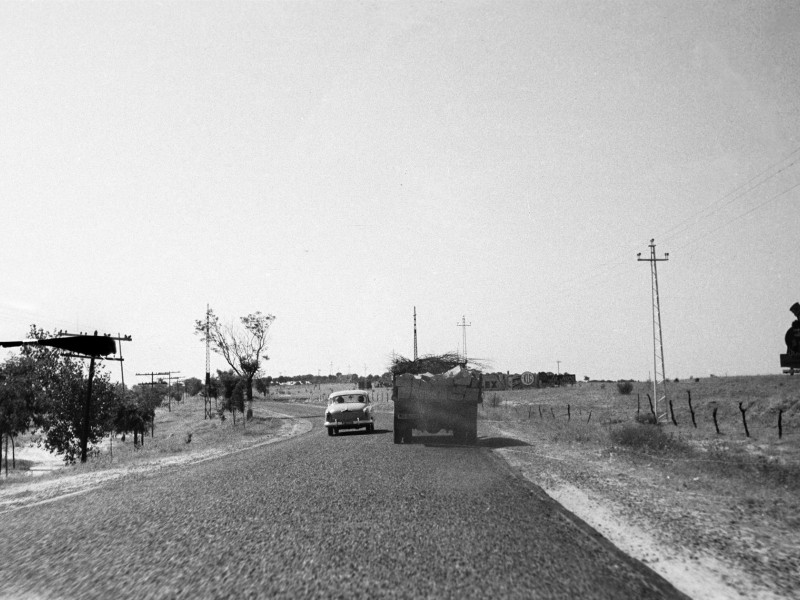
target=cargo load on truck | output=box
[391,353,482,444]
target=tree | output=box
[194,308,275,420]
[216,369,242,424]
[254,377,270,397]
[184,377,204,397]
[43,362,121,464]
[114,393,151,448]
[0,355,40,474]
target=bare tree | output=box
[194,308,275,420]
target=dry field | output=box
[481,375,800,600]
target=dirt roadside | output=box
[0,409,312,514]
[485,421,797,600]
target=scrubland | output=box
[480,375,800,599]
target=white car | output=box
[325,390,374,436]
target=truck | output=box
[392,365,483,444]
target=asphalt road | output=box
[0,402,688,599]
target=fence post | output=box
[739,402,750,438]
[567,404,571,421]
[550,407,555,419]
[637,394,640,416]
[647,394,656,421]
[669,399,678,426]
[538,405,543,419]
[586,410,592,424]
[713,407,720,435]
[778,409,783,439]
[687,390,697,428]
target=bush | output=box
[635,412,658,425]
[617,381,634,395]
[610,422,687,454]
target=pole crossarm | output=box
[0,331,130,357]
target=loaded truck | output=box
[392,365,482,444]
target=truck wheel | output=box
[403,426,413,444]
[327,427,333,437]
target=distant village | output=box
[271,371,577,390]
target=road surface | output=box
[0,402,688,599]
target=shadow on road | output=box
[478,436,530,449]
[333,429,391,436]
[397,434,529,449]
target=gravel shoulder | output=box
[485,420,797,600]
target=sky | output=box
[1,1,798,383]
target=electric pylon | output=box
[638,239,669,421]
[205,304,212,418]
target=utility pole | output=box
[11,331,132,463]
[165,372,182,412]
[63,332,130,463]
[204,304,212,418]
[457,315,471,364]
[136,371,170,388]
[413,306,418,361]
[638,239,669,421]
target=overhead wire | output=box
[659,145,800,246]
[666,179,800,255]
[546,144,800,298]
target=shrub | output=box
[617,381,634,395]
[610,422,687,454]
[635,412,658,425]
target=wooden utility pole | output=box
[413,306,418,361]
[57,332,131,463]
[457,315,471,364]
[165,372,182,411]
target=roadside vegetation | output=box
[479,375,800,598]
[479,375,800,487]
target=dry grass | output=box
[479,375,800,597]
[1,395,286,482]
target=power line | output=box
[665,179,800,255]
[548,148,800,300]
[659,145,800,245]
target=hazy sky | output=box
[1,1,798,383]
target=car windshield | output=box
[332,395,368,404]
